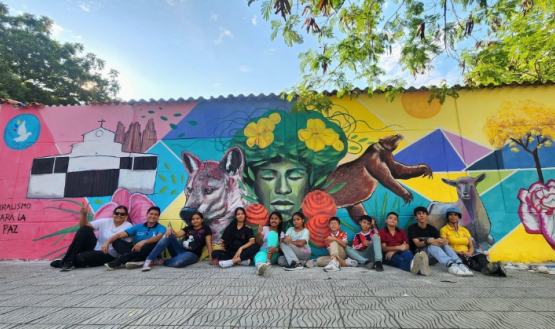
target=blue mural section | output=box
[147,142,187,212]
[468,140,555,171]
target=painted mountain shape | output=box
[467,139,555,171]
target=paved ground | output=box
[0,261,553,328]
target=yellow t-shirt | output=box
[439,224,472,253]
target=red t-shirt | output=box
[378,227,408,247]
[325,230,348,249]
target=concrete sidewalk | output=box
[0,260,553,328]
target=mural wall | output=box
[1,85,554,262]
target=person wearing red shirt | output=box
[315,217,356,272]
[379,212,426,274]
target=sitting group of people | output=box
[50,203,506,277]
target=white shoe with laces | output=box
[141,260,153,272]
[323,259,341,272]
[257,262,268,275]
[238,259,250,266]
[457,263,474,276]
[448,263,465,277]
[218,260,234,268]
[345,258,358,267]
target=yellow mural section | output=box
[490,225,555,263]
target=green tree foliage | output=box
[248,0,555,102]
[0,3,120,105]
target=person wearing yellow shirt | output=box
[439,207,506,277]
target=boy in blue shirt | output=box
[103,206,166,270]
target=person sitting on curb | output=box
[253,211,285,275]
[345,215,384,272]
[278,212,314,271]
[379,212,425,274]
[408,206,472,277]
[141,211,214,271]
[50,203,133,271]
[440,207,506,277]
[316,217,358,272]
[103,206,165,270]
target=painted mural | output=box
[1,85,554,262]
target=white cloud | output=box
[384,2,389,10]
[239,66,252,73]
[269,48,278,52]
[214,29,233,44]
[213,83,221,88]
[210,14,218,21]
[51,23,64,37]
[252,15,258,25]
[74,35,83,40]
[79,4,90,12]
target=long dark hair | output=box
[269,211,283,234]
[292,212,306,228]
[221,207,247,244]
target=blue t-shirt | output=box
[125,222,166,243]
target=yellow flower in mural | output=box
[298,118,344,152]
[244,113,281,149]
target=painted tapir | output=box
[180,146,251,242]
[427,173,495,249]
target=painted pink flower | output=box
[518,179,555,249]
[94,188,156,225]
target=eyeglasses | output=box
[114,212,128,216]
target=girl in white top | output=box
[278,212,312,270]
[254,211,285,275]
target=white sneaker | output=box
[257,262,268,275]
[304,259,315,268]
[448,263,465,276]
[345,258,358,267]
[323,260,341,272]
[141,260,153,272]
[457,263,474,276]
[218,260,233,268]
[411,253,423,274]
[419,251,430,276]
[238,259,250,266]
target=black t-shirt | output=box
[180,224,212,258]
[221,224,254,252]
[407,223,439,254]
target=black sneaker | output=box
[50,260,62,268]
[285,262,304,271]
[364,260,374,270]
[495,261,507,277]
[104,259,122,271]
[60,262,74,272]
[373,261,384,272]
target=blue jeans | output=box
[424,245,462,267]
[382,250,413,272]
[254,231,279,264]
[146,235,198,268]
[345,234,383,263]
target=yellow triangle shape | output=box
[400,172,467,203]
[489,224,555,263]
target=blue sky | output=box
[6,0,461,101]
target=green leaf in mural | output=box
[367,142,374,145]
[351,135,358,139]
[327,181,347,195]
[349,146,359,151]
[161,116,168,121]
[314,175,327,187]
[241,194,259,203]
[171,174,177,184]
[245,184,257,198]
[159,186,168,194]
[164,163,170,170]
[321,178,334,189]
[251,160,268,167]
[309,170,314,186]
[359,138,368,142]
[178,133,185,138]
[247,167,255,181]
[238,179,246,191]
[148,110,155,114]
[33,224,80,241]
[170,190,178,195]
[188,120,198,126]
[181,174,185,184]
[93,199,104,205]
[158,174,167,182]
[170,123,178,129]
[174,113,182,117]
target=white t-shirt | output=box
[91,218,133,257]
[260,226,285,249]
[285,227,311,252]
